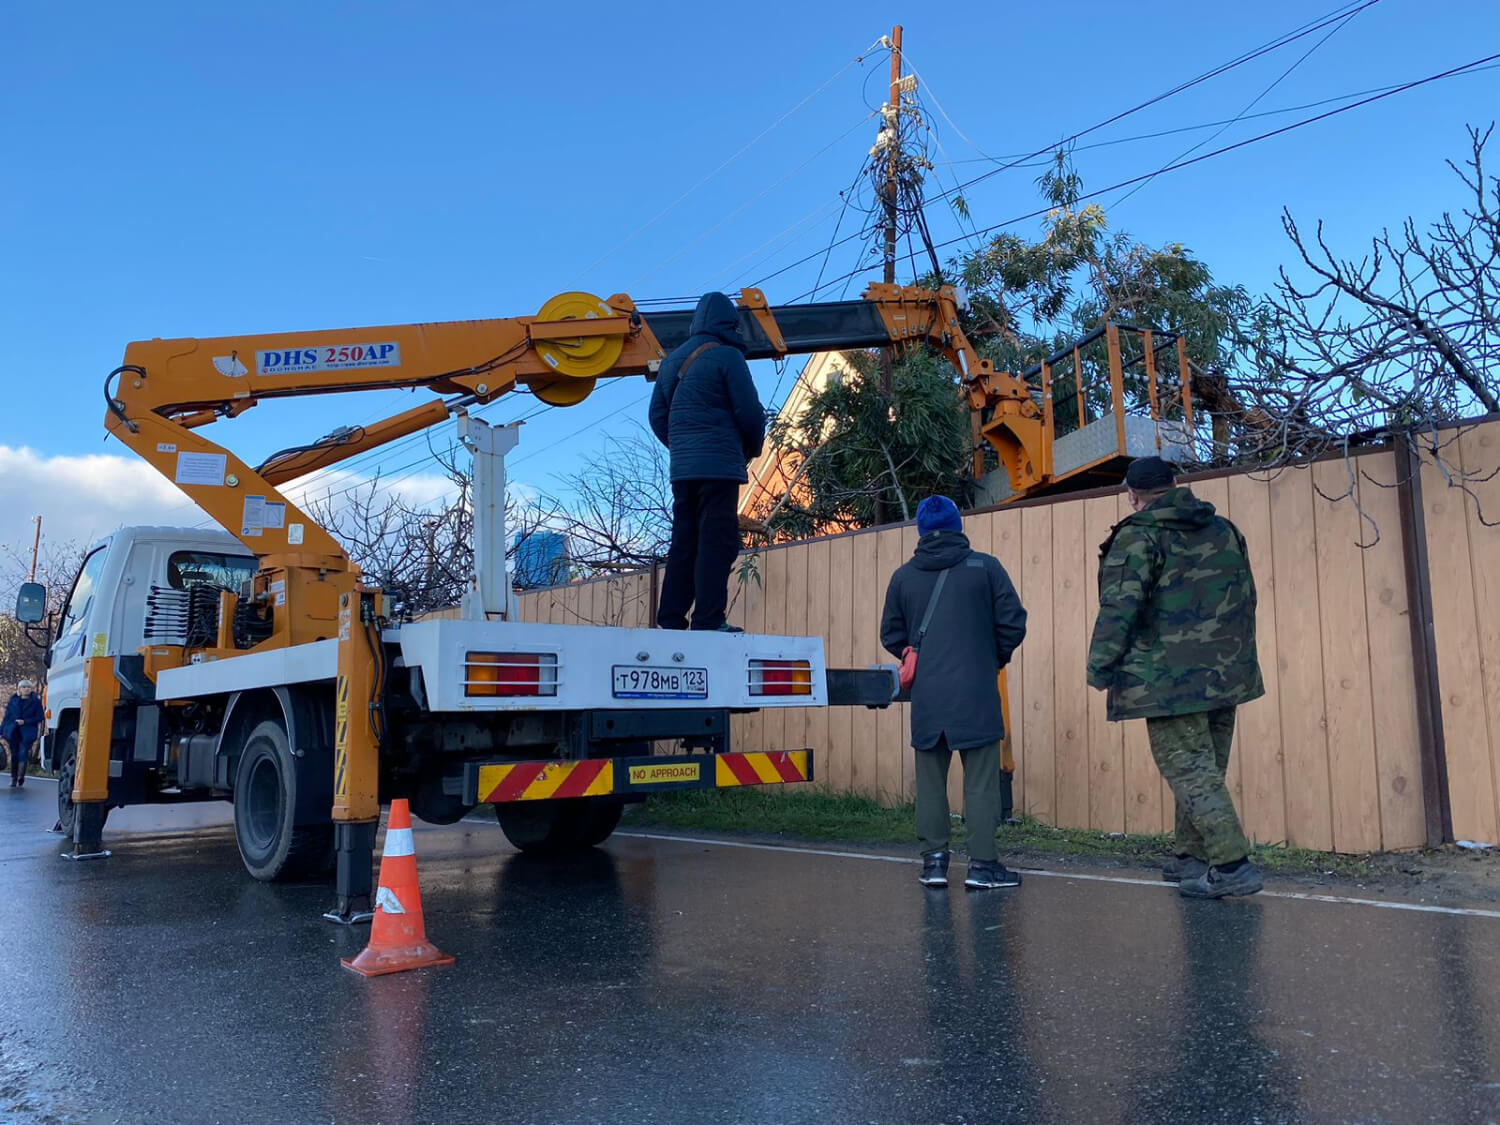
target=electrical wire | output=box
[931,64,1500,169]
[809,163,870,300]
[1109,1,1369,209]
[792,50,1500,302]
[569,40,887,286]
[625,112,877,291]
[922,0,1381,208]
[236,4,1393,506]
[720,198,849,291]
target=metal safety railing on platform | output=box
[984,323,1199,503]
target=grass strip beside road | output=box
[624,788,1381,878]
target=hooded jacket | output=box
[648,293,766,483]
[1086,486,1264,720]
[880,530,1027,751]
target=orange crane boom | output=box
[104,283,1046,650]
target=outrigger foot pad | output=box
[322,902,375,926]
[323,820,377,925]
[65,803,110,860]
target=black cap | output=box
[1124,456,1176,491]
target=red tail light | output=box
[749,659,813,697]
[465,652,558,697]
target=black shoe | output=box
[714,623,744,633]
[1162,855,1209,883]
[919,851,950,887]
[965,861,1022,890]
[1179,860,1264,899]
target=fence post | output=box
[1393,434,1454,846]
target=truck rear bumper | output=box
[465,751,813,804]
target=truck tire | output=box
[576,799,625,847]
[494,797,623,852]
[233,720,333,881]
[56,731,107,838]
[494,800,578,852]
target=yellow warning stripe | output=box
[715,751,810,787]
[476,759,616,803]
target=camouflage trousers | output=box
[1145,707,1249,867]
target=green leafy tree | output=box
[767,152,1266,535]
[958,152,1265,458]
[765,349,970,539]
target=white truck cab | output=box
[44,526,255,758]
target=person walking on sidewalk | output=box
[2,679,45,788]
[881,495,1028,890]
[1087,457,1266,899]
[648,291,766,632]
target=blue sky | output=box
[3,0,1498,549]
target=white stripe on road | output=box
[616,831,1500,921]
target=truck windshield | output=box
[167,551,257,592]
[57,545,109,647]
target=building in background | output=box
[511,530,570,589]
[738,351,850,532]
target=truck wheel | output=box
[410,770,469,825]
[55,732,107,838]
[576,799,625,847]
[494,797,623,852]
[233,720,332,881]
[494,800,579,852]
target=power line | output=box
[740,2,1383,298]
[923,0,1381,208]
[569,40,887,286]
[716,196,847,290]
[795,50,1500,301]
[197,47,1494,528]
[1109,1,1369,209]
[625,111,876,291]
[274,65,888,496]
[931,64,1500,169]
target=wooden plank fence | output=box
[517,419,1500,852]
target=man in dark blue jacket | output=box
[649,292,766,631]
[881,496,1028,890]
[3,679,45,788]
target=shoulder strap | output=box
[679,342,718,380]
[667,343,720,421]
[913,568,950,649]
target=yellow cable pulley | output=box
[530,291,624,406]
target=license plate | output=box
[612,665,708,699]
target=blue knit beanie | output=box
[916,495,963,537]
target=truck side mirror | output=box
[15,582,46,624]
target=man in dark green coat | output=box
[1087,457,1265,898]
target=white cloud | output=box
[0,445,199,551]
[0,445,462,557]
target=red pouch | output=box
[899,568,949,692]
[899,646,918,691]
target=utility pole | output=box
[879,24,904,397]
[27,516,42,582]
[882,24,903,288]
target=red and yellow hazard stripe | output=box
[476,759,615,803]
[715,751,810,787]
[474,750,811,803]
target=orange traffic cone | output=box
[342,799,455,977]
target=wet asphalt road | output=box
[2,782,1499,1125]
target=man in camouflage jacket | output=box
[1086,457,1265,898]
